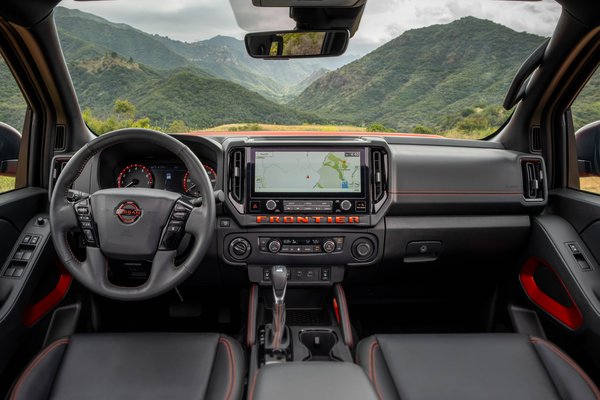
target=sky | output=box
[61,0,562,56]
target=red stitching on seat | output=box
[248,370,259,400]
[530,337,600,399]
[369,340,384,400]
[247,285,255,348]
[337,285,353,347]
[218,338,235,400]
[10,338,70,400]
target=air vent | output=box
[49,156,72,199]
[371,149,387,203]
[54,125,66,151]
[521,159,545,201]
[228,148,245,204]
[530,126,541,153]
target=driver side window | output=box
[571,67,600,195]
[0,55,26,194]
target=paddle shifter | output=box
[266,265,290,360]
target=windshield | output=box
[58,0,560,139]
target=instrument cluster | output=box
[115,161,217,197]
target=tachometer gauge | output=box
[183,165,217,197]
[117,164,154,188]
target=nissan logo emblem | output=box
[115,201,142,224]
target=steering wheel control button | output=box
[229,238,251,260]
[159,200,193,250]
[83,229,96,243]
[76,207,89,215]
[172,212,188,220]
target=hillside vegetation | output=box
[292,17,545,137]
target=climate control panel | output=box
[259,237,344,254]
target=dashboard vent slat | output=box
[228,148,245,204]
[371,149,386,203]
[530,126,542,153]
[54,125,66,151]
[521,159,545,201]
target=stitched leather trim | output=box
[10,338,70,400]
[336,284,353,347]
[218,337,235,400]
[248,370,259,400]
[247,285,256,348]
[369,340,384,400]
[530,337,600,399]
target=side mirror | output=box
[0,122,21,177]
[245,29,349,59]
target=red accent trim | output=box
[519,257,583,330]
[23,268,72,327]
[333,298,341,324]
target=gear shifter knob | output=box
[272,265,288,304]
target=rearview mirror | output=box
[245,30,349,59]
[0,122,21,178]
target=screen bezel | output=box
[249,147,367,199]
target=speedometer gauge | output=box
[183,165,217,197]
[117,164,154,188]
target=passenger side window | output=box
[0,54,27,194]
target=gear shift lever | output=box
[272,265,288,304]
[271,265,287,352]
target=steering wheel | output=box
[50,129,215,301]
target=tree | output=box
[165,120,190,133]
[114,99,136,119]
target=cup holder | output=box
[299,329,339,361]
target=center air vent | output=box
[228,148,245,204]
[521,158,545,201]
[371,149,387,205]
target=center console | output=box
[220,140,389,398]
[218,139,390,287]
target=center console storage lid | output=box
[250,362,378,400]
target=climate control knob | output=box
[322,239,336,253]
[352,238,375,260]
[266,200,277,211]
[268,239,282,253]
[229,238,251,260]
[340,200,352,211]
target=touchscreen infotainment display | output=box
[253,149,363,194]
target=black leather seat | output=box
[357,334,600,400]
[10,332,244,400]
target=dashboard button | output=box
[268,239,282,253]
[322,240,336,253]
[340,200,352,211]
[266,200,277,211]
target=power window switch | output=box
[13,251,24,260]
[4,268,15,277]
[21,251,33,261]
[13,268,24,278]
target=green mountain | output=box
[291,17,546,133]
[54,7,350,101]
[68,54,321,129]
